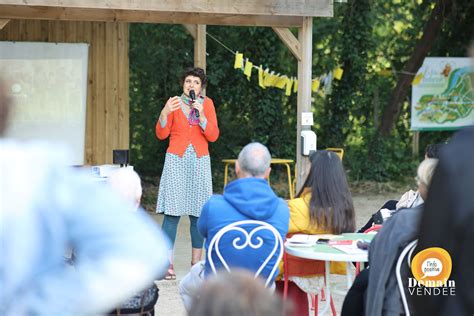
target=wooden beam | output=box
[0,19,9,29]
[0,1,333,18]
[183,24,196,39]
[0,6,304,27]
[195,24,206,96]
[272,27,301,61]
[195,25,206,70]
[295,17,313,192]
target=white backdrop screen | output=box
[0,41,89,165]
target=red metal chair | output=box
[282,247,337,315]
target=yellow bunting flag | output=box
[275,76,287,89]
[263,71,274,87]
[293,78,298,93]
[311,79,320,92]
[244,60,253,80]
[285,78,293,96]
[333,67,344,80]
[412,73,424,86]
[269,73,278,87]
[234,52,243,69]
[258,66,265,89]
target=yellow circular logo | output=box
[411,247,452,287]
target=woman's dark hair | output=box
[180,67,207,88]
[296,150,355,234]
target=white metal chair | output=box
[395,240,418,316]
[207,220,284,287]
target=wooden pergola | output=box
[0,0,333,191]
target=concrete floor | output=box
[150,191,403,316]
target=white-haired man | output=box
[108,168,143,210]
[179,142,289,310]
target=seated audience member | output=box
[108,168,143,210]
[0,79,169,316]
[358,143,444,232]
[276,150,356,316]
[342,158,438,316]
[424,142,444,159]
[107,168,160,315]
[413,126,474,315]
[179,142,289,311]
[189,270,291,316]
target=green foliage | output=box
[130,24,193,176]
[129,0,474,186]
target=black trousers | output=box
[341,269,369,316]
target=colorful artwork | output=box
[411,57,474,130]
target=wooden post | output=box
[195,24,206,70]
[295,17,313,192]
[184,24,206,94]
[195,25,206,95]
[412,131,420,157]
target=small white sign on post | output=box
[302,112,314,126]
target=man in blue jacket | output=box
[179,142,289,310]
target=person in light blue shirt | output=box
[0,80,169,315]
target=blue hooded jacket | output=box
[198,177,289,282]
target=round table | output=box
[285,233,375,315]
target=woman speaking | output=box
[155,67,219,279]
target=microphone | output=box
[189,89,199,118]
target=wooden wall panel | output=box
[0,19,129,165]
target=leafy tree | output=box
[129,0,474,185]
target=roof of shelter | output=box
[0,0,333,27]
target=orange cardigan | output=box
[155,96,219,157]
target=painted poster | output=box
[411,57,474,131]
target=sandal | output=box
[164,264,176,280]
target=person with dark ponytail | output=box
[276,150,356,316]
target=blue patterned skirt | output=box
[156,145,212,217]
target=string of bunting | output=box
[206,32,343,97]
[233,51,343,97]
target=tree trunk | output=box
[379,0,452,136]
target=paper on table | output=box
[286,234,320,244]
[285,234,339,247]
[331,242,368,255]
